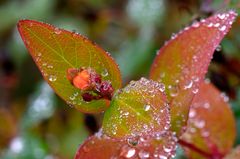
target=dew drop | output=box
[189,109,196,118]
[144,104,151,111]
[203,103,210,109]
[218,14,226,20]
[207,22,213,28]
[138,150,150,159]
[220,92,229,102]
[47,65,53,69]
[219,25,226,32]
[192,22,200,28]
[195,120,205,128]
[183,80,193,90]
[214,23,220,27]
[169,85,178,97]
[101,68,109,77]
[159,155,167,159]
[163,145,172,153]
[49,75,57,82]
[127,137,138,146]
[69,95,75,101]
[192,88,199,94]
[54,28,62,35]
[83,145,90,153]
[120,146,136,158]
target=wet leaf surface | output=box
[149,11,237,135]
[102,78,169,138]
[75,130,177,159]
[17,20,122,113]
[180,82,236,159]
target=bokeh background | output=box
[0,0,240,158]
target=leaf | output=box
[17,20,122,113]
[180,82,236,159]
[102,78,169,138]
[149,11,237,135]
[74,130,177,159]
[224,146,240,159]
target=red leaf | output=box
[180,82,236,159]
[149,11,237,135]
[75,130,177,159]
[17,20,122,113]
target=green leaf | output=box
[102,78,169,138]
[180,82,236,159]
[149,11,237,135]
[17,20,122,113]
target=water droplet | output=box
[218,14,226,20]
[54,28,62,35]
[183,80,193,90]
[127,137,138,146]
[169,85,178,97]
[163,145,172,153]
[120,146,136,158]
[207,22,213,28]
[158,83,165,92]
[138,150,150,159]
[192,88,199,94]
[189,109,196,118]
[69,95,75,101]
[219,25,226,32]
[195,120,205,128]
[159,155,167,159]
[203,103,210,109]
[47,65,53,69]
[220,92,229,102]
[83,145,90,152]
[37,52,42,57]
[49,75,57,82]
[214,23,220,27]
[144,104,151,111]
[101,68,109,77]
[42,62,47,67]
[192,22,200,28]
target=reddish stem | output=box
[178,139,213,159]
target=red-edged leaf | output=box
[75,130,177,159]
[224,146,240,159]
[102,78,169,138]
[149,11,237,135]
[180,82,236,159]
[17,20,122,113]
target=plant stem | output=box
[178,139,213,159]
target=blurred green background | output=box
[0,0,240,158]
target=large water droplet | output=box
[219,25,226,32]
[49,75,57,82]
[138,150,150,159]
[169,85,178,97]
[189,109,196,118]
[101,68,109,77]
[159,155,167,159]
[120,146,136,158]
[54,28,62,35]
[192,21,200,28]
[218,14,226,20]
[163,145,172,153]
[144,104,151,111]
[216,45,222,52]
[184,80,193,90]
